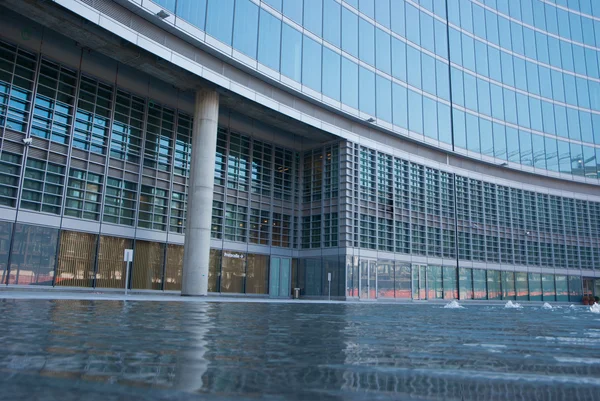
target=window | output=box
[303,0,323,36]
[206,0,234,45]
[359,17,375,66]
[341,57,358,109]
[20,158,65,215]
[322,48,340,101]
[111,90,145,163]
[64,168,103,221]
[281,23,302,82]
[323,0,341,47]
[341,6,358,57]
[176,0,207,30]
[144,101,174,172]
[257,9,281,71]
[73,76,113,154]
[103,177,137,226]
[233,0,258,58]
[302,36,322,92]
[31,59,76,145]
[359,66,375,116]
[138,185,169,231]
[376,75,392,123]
[283,0,302,24]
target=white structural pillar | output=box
[182,89,219,296]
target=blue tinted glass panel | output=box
[233,0,259,57]
[535,32,549,64]
[554,105,568,138]
[466,113,480,153]
[281,24,302,82]
[510,22,524,56]
[263,0,282,10]
[451,67,464,106]
[258,10,281,71]
[519,130,533,166]
[551,70,565,103]
[513,58,527,91]
[463,73,477,111]
[579,111,594,143]
[341,57,359,109]
[390,0,405,36]
[503,88,517,124]
[560,42,574,72]
[576,78,590,109]
[566,108,581,141]
[548,37,562,69]
[322,48,340,101]
[359,17,375,66]
[538,66,552,99]
[423,97,438,140]
[420,12,435,53]
[557,140,571,173]
[485,10,499,45]
[342,7,358,57]
[592,113,600,145]
[436,60,450,101]
[438,103,451,145]
[449,28,462,65]
[460,0,473,32]
[488,47,501,82]
[472,4,485,38]
[345,0,358,7]
[477,79,491,116]
[408,90,423,134]
[304,0,323,36]
[359,67,376,116]
[283,0,303,24]
[490,83,504,120]
[541,101,555,135]
[493,122,507,159]
[529,98,543,133]
[590,81,600,111]
[376,75,392,123]
[391,38,407,82]
[206,0,235,44]
[434,20,448,59]
[526,62,539,96]
[480,119,493,156]
[375,28,391,74]
[461,35,475,72]
[571,143,584,176]
[154,0,175,12]
[506,127,520,162]
[375,0,390,28]
[302,36,322,91]
[453,109,467,149]
[500,52,514,87]
[516,93,530,128]
[323,0,341,47]
[176,0,207,29]
[545,137,559,172]
[422,54,436,95]
[392,83,408,129]
[359,0,375,19]
[406,4,420,45]
[407,46,422,89]
[447,0,459,26]
[523,28,536,59]
[585,49,599,79]
[474,41,488,76]
[532,134,546,170]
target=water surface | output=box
[0,300,599,400]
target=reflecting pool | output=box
[1,300,599,400]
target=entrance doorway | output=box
[412,264,427,300]
[269,257,291,298]
[359,259,377,300]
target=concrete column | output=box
[182,89,219,296]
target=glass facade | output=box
[150,0,600,180]
[0,3,599,301]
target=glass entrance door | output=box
[359,259,377,300]
[269,257,291,298]
[412,264,427,300]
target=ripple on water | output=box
[0,300,599,401]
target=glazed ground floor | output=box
[1,221,598,302]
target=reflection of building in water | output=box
[0,301,213,390]
[0,0,598,302]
